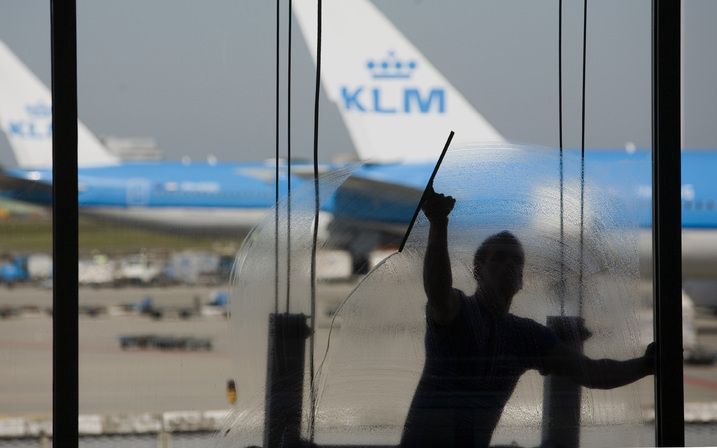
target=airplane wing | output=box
[343,170,425,200]
[329,165,429,239]
[0,169,52,204]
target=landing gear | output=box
[351,252,370,276]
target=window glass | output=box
[6,0,715,446]
[75,1,266,445]
[0,1,53,444]
[682,1,717,445]
[220,1,659,447]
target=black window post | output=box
[652,0,684,445]
[51,0,79,446]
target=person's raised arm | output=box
[544,342,655,389]
[422,189,460,324]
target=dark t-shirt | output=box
[400,289,558,447]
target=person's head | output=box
[473,231,525,313]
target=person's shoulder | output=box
[507,313,544,327]
[426,288,466,326]
[454,288,481,314]
[452,288,469,301]
[505,316,561,371]
[507,314,557,340]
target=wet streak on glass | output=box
[578,0,588,317]
[275,0,280,314]
[541,2,583,445]
[652,0,684,444]
[286,0,293,313]
[309,0,323,440]
[558,0,566,316]
[51,0,79,444]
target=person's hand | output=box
[643,342,655,375]
[422,187,455,222]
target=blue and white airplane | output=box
[1,0,716,306]
[0,0,505,236]
[291,0,717,309]
[0,38,296,234]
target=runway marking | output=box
[0,340,50,350]
[685,374,717,391]
[0,340,229,359]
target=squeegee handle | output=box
[398,130,454,252]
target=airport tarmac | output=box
[0,284,348,416]
[1,283,717,419]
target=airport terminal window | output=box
[680,4,717,443]
[219,0,675,445]
[0,1,54,443]
[72,1,258,445]
[0,0,701,446]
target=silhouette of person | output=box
[400,189,655,447]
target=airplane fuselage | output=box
[3,149,716,232]
[3,161,290,234]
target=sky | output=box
[0,0,715,168]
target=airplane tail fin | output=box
[293,0,505,162]
[0,40,119,168]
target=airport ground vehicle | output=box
[119,334,212,351]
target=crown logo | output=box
[366,51,417,79]
[25,102,52,118]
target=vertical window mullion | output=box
[51,0,79,445]
[652,0,685,445]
